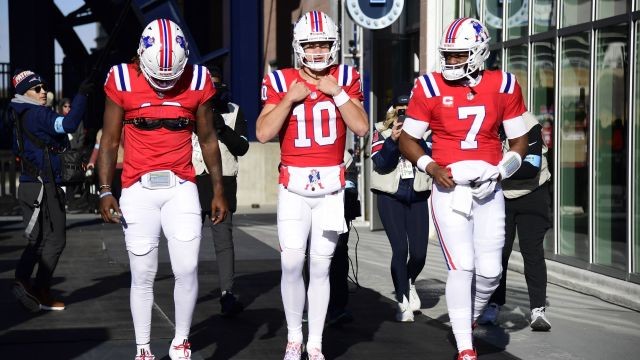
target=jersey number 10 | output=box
[292,101,338,147]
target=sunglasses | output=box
[30,85,47,93]
[124,117,192,131]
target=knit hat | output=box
[12,69,44,95]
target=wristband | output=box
[99,191,113,199]
[333,89,350,107]
[498,151,522,179]
[416,155,434,173]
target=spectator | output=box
[326,149,360,326]
[371,95,431,322]
[193,65,249,317]
[478,111,552,331]
[9,69,93,312]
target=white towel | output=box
[450,184,473,216]
[322,191,348,234]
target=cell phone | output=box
[397,109,406,116]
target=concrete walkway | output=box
[0,210,638,359]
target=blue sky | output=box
[0,0,98,63]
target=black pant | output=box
[328,224,351,312]
[15,182,67,289]
[377,193,429,302]
[490,183,550,309]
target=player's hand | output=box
[390,119,403,142]
[99,194,122,224]
[284,79,311,103]
[210,194,229,225]
[428,163,455,188]
[317,75,340,96]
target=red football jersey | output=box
[261,65,364,167]
[406,70,526,166]
[104,63,215,188]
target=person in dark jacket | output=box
[370,95,432,322]
[9,69,92,312]
[478,111,552,331]
[193,66,249,317]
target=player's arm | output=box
[98,97,124,223]
[317,75,368,136]
[399,118,454,188]
[197,99,229,224]
[256,79,310,143]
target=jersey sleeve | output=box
[190,65,216,106]
[405,75,434,125]
[261,70,287,106]
[499,72,528,139]
[103,65,126,107]
[337,65,364,101]
[370,128,385,157]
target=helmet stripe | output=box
[313,11,319,32]
[446,18,467,43]
[156,19,165,70]
[161,19,170,70]
[317,11,323,32]
[445,18,462,43]
[166,20,173,69]
[450,18,468,42]
[309,12,315,32]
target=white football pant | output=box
[119,179,202,346]
[430,183,504,351]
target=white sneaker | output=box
[409,283,421,312]
[169,339,191,359]
[395,295,414,322]
[530,306,551,331]
[283,342,302,360]
[477,303,500,325]
[307,347,326,360]
[134,348,155,360]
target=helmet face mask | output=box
[293,11,340,71]
[137,18,189,91]
[439,18,490,81]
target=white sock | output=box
[446,270,474,351]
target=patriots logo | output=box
[305,169,324,191]
[471,21,486,40]
[176,35,187,49]
[142,36,155,48]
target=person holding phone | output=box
[370,95,432,322]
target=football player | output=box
[256,11,368,360]
[98,18,228,360]
[398,18,528,360]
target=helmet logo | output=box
[142,36,155,49]
[471,21,487,41]
[176,35,187,49]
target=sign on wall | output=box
[346,0,404,30]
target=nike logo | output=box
[179,179,188,184]
[528,141,537,146]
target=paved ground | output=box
[1,210,639,359]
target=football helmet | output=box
[137,18,189,91]
[292,11,340,71]
[439,18,490,81]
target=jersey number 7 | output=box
[458,105,486,150]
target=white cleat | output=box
[134,348,155,360]
[169,339,191,359]
[283,342,302,360]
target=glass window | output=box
[506,0,528,39]
[505,45,529,104]
[635,22,640,274]
[559,32,590,262]
[532,40,556,253]
[533,0,556,33]
[484,0,504,43]
[594,24,628,271]
[561,0,591,27]
[463,0,479,18]
[596,0,628,20]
